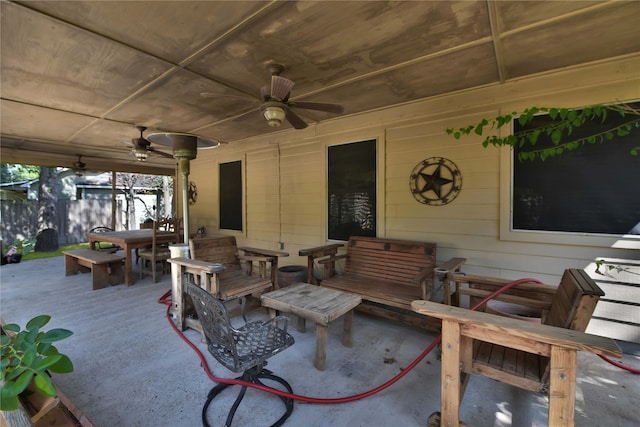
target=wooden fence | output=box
[0,200,122,247]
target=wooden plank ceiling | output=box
[1,1,639,174]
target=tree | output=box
[34,167,59,251]
[0,163,40,182]
[116,173,171,229]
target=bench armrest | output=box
[298,243,344,257]
[444,272,557,309]
[436,257,467,275]
[238,246,289,258]
[168,257,225,274]
[299,243,345,284]
[317,253,348,265]
[411,300,622,358]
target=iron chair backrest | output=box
[185,281,294,373]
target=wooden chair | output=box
[168,236,288,337]
[138,218,180,283]
[412,269,623,426]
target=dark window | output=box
[328,140,377,240]
[219,161,242,231]
[513,103,640,235]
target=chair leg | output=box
[202,364,293,427]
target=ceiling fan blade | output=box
[260,85,270,99]
[292,101,344,114]
[271,75,295,100]
[285,110,308,129]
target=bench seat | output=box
[63,249,124,290]
[300,236,465,330]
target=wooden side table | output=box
[260,282,362,370]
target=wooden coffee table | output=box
[260,282,362,371]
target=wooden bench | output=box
[63,249,124,290]
[412,268,621,426]
[300,236,465,330]
[168,236,288,336]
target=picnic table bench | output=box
[300,236,466,330]
[63,249,124,290]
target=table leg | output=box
[315,323,327,371]
[124,244,133,286]
[297,316,306,333]
[342,309,353,347]
[268,308,277,319]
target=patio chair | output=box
[88,226,120,253]
[139,218,179,282]
[185,281,295,426]
[413,268,622,426]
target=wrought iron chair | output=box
[186,281,295,427]
[88,226,120,253]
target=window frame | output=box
[326,138,380,242]
[499,126,640,250]
[218,158,245,235]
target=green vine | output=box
[446,103,640,161]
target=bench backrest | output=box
[543,268,604,331]
[539,268,604,385]
[189,236,241,272]
[345,236,436,285]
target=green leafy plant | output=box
[446,103,640,161]
[0,315,74,411]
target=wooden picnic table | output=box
[86,229,178,286]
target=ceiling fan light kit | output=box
[261,103,287,127]
[133,147,149,161]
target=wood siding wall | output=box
[189,55,640,342]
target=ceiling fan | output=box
[201,64,344,129]
[72,155,86,176]
[124,126,174,161]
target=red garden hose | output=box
[158,277,638,405]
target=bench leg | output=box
[315,323,327,371]
[64,255,80,276]
[91,264,110,290]
[342,309,353,348]
[548,346,577,427]
[106,261,123,286]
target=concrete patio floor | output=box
[1,256,638,427]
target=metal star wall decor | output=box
[409,157,462,205]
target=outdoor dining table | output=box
[86,229,178,286]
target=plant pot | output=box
[1,381,93,427]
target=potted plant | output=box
[1,315,74,412]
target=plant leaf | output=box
[33,372,58,397]
[3,323,20,333]
[0,388,20,411]
[36,354,63,371]
[40,328,73,343]
[12,370,35,395]
[26,315,51,330]
[48,354,74,374]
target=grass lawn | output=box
[22,243,91,261]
